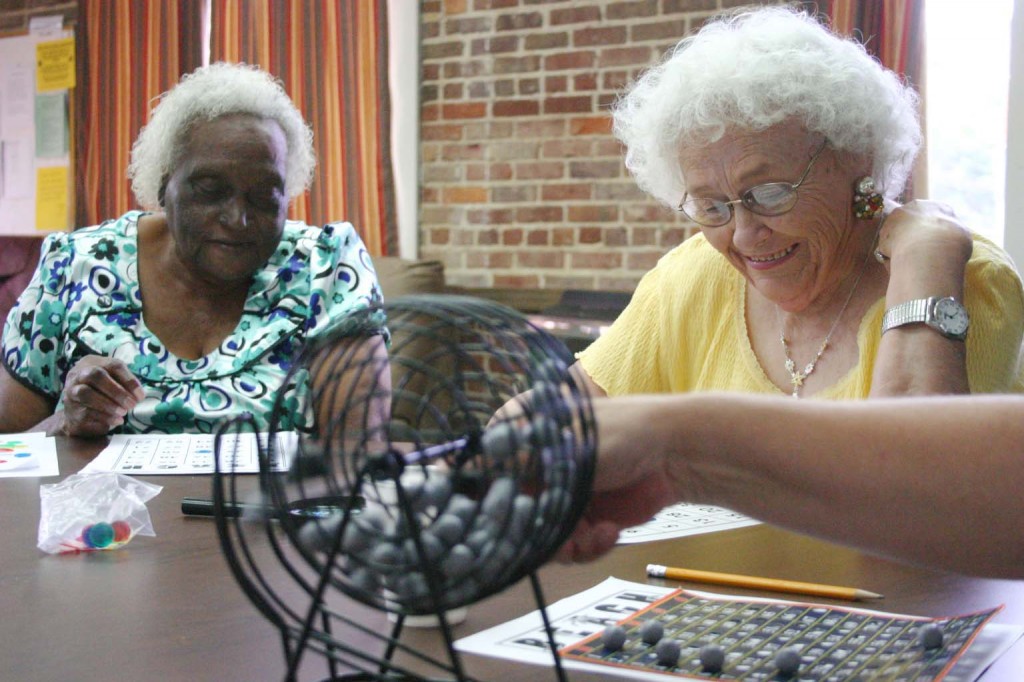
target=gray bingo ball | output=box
[601,625,627,651]
[918,623,945,649]
[699,643,726,673]
[655,638,680,667]
[640,620,664,645]
[774,646,801,676]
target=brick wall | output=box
[419,0,765,292]
[0,0,76,34]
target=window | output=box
[925,0,1013,245]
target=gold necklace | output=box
[779,247,874,398]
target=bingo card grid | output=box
[618,504,760,544]
[101,433,291,473]
[560,589,1001,681]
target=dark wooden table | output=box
[1,437,1022,681]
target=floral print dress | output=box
[1,211,384,434]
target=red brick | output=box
[550,5,601,25]
[467,208,515,224]
[495,79,516,96]
[569,205,619,222]
[502,229,524,245]
[494,274,541,288]
[517,206,563,222]
[527,229,550,245]
[572,252,623,269]
[463,82,486,98]
[422,63,440,80]
[493,186,537,202]
[422,21,441,39]
[443,60,489,78]
[602,70,630,90]
[544,51,596,71]
[552,228,576,245]
[545,75,568,93]
[493,99,540,117]
[422,84,439,102]
[488,252,514,268]
[423,164,460,182]
[495,11,543,31]
[473,0,517,9]
[446,16,492,33]
[544,96,593,114]
[662,0,715,11]
[430,228,451,245]
[574,26,627,47]
[516,162,565,180]
[570,160,623,179]
[444,0,468,13]
[471,35,519,55]
[579,227,603,243]
[660,227,692,246]
[627,251,664,270]
[599,46,655,68]
[494,55,541,74]
[570,116,613,136]
[443,83,464,99]
[593,139,624,156]
[625,205,677,222]
[478,228,500,244]
[453,230,475,246]
[633,227,658,245]
[421,187,439,203]
[421,104,440,122]
[517,120,566,137]
[441,143,485,161]
[525,32,569,50]
[573,73,598,91]
[631,18,688,42]
[444,186,488,203]
[520,78,541,95]
[442,102,487,119]
[605,227,629,246]
[608,0,659,20]
[422,42,464,60]
[597,93,618,109]
[542,139,591,158]
[595,182,646,201]
[518,251,564,268]
[542,183,591,201]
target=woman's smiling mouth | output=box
[745,243,798,269]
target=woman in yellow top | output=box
[575,7,1024,400]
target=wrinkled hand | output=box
[874,200,973,271]
[59,356,145,437]
[555,396,679,563]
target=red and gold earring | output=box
[853,177,885,219]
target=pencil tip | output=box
[857,589,884,600]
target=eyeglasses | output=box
[677,139,828,227]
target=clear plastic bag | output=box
[38,472,163,554]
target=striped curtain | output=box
[74,0,205,227]
[210,0,398,256]
[803,0,925,197]
[806,0,924,86]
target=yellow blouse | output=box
[577,232,1024,398]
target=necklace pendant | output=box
[790,371,805,388]
[784,358,796,373]
[803,362,815,376]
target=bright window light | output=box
[925,0,1013,245]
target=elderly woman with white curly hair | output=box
[0,62,387,437]
[574,6,1024,402]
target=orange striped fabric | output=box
[803,0,924,85]
[210,0,397,256]
[74,0,204,228]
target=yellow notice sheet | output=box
[35,37,75,91]
[35,165,68,230]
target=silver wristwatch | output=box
[881,296,969,341]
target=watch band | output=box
[881,298,932,333]
[881,296,969,340]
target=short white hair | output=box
[128,62,316,210]
[612,6,921,206]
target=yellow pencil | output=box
[646,564,883,602]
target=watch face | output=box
[934,298,969,336]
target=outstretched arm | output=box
[563,392,1024,578]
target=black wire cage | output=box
[212,295,597,681]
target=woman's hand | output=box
[58,356,145,437]
[874,200,973,274]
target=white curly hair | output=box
[612,6,921,207]
[127,62,316,210]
